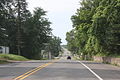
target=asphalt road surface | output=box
[0,58,120,80]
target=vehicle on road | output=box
[67,56,71,60]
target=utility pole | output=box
[48,50,51,60]
[44,43,52,59]
[17,0,21,55]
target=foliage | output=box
[0,0,61,59]
[61,45,67,49]
[49,36,62,57]
[66,29,78,54]
[21,8,52,59]
[66,0,120,59]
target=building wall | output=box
[0,46,9,54]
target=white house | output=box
[0,46,9,54]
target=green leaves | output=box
[0,0,60,59]
[49,36,62,57]
[66,0,120,59]
[21,8,52,59]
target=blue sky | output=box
[27,0,81,45]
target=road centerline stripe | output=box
[14,64,45,80]
[13,64,47,80]
[13,60,58,80]
[18,63,52,80]
[78,61,103,80]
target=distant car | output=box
[67,56,71,60]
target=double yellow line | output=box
[13,60,58,80]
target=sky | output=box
[26,0,80,45]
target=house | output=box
[0,46,9,54]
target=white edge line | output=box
[78,61,103,80]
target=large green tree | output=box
[66,0,120,59]
[0,0,61,59]
[21,8,52,59]
[0,0,14,46]
[49,36,62,57]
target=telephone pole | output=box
[17,0,21,55]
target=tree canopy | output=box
[66,0,120,58]
[0,0,61,59]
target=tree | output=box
[67,0,120,59]
[12,0,31,55]
[0,0,15,47]
[66,30,78,54]
[0,0,53,59]
[21,8,52,59]
[49,36,62,57]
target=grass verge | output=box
[0,54,28,63]
[0,60,8,64]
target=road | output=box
[0,57,120,80]
[0,49,120,80]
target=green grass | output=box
[0,60,8,64]
[0,54,29,61]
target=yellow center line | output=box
[19,63,52,80]
[13,64,47,80]
[13,60,59,80]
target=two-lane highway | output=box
[0,58,120,80]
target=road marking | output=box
[18,63,52,80]
[13,60,58,80]
[78,61,103,80]
[13,64,47,80]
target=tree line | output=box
[66,0,120,59]
[0,0,61,59]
